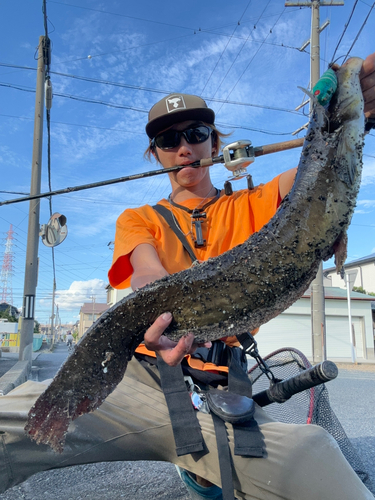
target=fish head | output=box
[329,57,364,131]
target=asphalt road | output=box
[0,344,374,499]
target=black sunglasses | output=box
[152,125,212,150]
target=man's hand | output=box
[144,312,211,366]
[360,52,375,119]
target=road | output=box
[0,343,374,499]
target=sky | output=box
[0,0,374,325]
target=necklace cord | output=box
[167,187,221,245]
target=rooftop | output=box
[80,302,109,314]
[302,286,374,301]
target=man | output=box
[66,332,74,349]
[0,56,374,499]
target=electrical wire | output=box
[214,7,286,116]
[211,0,272,101]
[342,2,375,62]
[199,1,253,96]
[0,81,303,118]
[330,0,359,63]
[48,0,195,31]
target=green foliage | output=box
[352,286,375,296]
[0,308,17,322]
[34,320,40,333]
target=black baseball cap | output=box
[145,93,215,139]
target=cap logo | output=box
[166,95,186,113]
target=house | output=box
[78,302,109,339]
[106,285,132,308]
[257,287,374,363]
[324,253,375,293]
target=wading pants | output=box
[0,358,373,500]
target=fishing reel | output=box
[222,140,255,195]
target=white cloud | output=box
[357,199,375,209]
[361,156,375,186]
[52,278,107,311]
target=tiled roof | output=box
[79,302,109,314]
[302,286,374,300]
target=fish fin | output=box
[333,231,348,274]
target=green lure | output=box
[312,68,338,106]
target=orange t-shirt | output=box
[108,175,282,289]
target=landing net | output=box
[248,347,372,490]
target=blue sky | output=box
[0,0,374,324]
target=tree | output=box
[0,308,17,323]
[352,286,375,297]
[34,320,40,333]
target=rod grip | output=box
[252,360,338,407]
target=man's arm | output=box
[130,243,211,365]
[130,243,169,290]
[279,167,297,200]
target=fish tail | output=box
[24,317,142,453]
[25,357,131,453]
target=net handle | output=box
[252,360,338,407]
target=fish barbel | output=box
[25,58,365,453]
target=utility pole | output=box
[50,279,56,348]
[18,36,50,366]
[92,295,96,327]
[286,0,344,363]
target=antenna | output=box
[0,225,15,305]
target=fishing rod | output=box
[0,137,304,207]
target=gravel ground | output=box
[0,462,190,500]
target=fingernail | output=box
[162,312,172,321]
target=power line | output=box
[199,0,254,96]
[216,6,287,115]
[342,1,375,62]
[211,0,273,100]
[331,0,359,62]
[49,0,196,31]
[0,80,303,117]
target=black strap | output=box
[156,355,206,457]
[211,413,236,500]
[227,348,265,458]
[153,204,197,264]
[227,347,252,398]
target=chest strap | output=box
[152,204,197,263]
